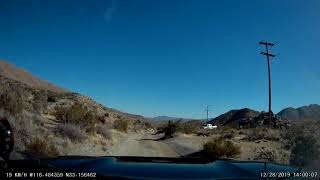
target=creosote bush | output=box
[56,123,87,142]
[203,138,241,159]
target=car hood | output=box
[43,156,300,179]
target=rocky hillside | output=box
[0,60,67,93]
[277,104,320,121]
[0,60,145,122]
[0,60,151,159]
[208,108,260,125]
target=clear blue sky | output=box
[1,0,319,119]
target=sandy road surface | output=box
[108,132,205,157]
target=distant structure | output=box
[259,41,277,126]
[205,105,211,122]
[203,105,218,129]
[203,123,217,130]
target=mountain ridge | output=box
[277,104,320,121]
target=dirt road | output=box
[108,132,205,157]
[109,132,180,157]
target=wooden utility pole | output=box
[259,41,276,126]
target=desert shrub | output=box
[247,128,280,141]
[282,121,320,150]
[223,131,235,139]
[56,123,87,142]
[197,129,210,137]
[53,104,99,126]
[3,110,40,150]
[158,120,181,139]
[0,88,23,115]
[66,104,89,124]
[25,137,59,157]
[53,106,68,122]
[254,148,289,164]
[96,126,112,139]
[177,122,199,134]
[290,135,320,167]
[203,138,241,159]
[47,96,56,102]
[114,119,128,132]
[247,129,264,141]
[32,91,50,113]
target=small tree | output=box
[163,120,181,139]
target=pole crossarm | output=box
[259,41,275,46]
[260,52,276,58]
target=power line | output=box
[259,41,277,127]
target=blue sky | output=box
[0,0,319,119]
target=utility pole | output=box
[259,41,276,126]
[205,105,211,122]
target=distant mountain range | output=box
[148,116,204,122]
[152,104,320,124]
[277,104,320,121]
[206,104,320,125]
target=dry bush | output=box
[254,148,289,164]
[246,128,280,141]
[289,135,320,167]
[56,123,87,142]
[132,120,154,132]
[53,103,99,126]
[96,126,112,139]
[203,138,241,159]
[282,120,320,150]
[0,87,23,115]
[222,130,235,139]
[2,110,40,151]
[114,119,128,132]
[177,122,199,134]
[281,121,320,168]
[197,129,210,137]
[25,137,59,158]
[157,120,181,139]
[85,123,96,135]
